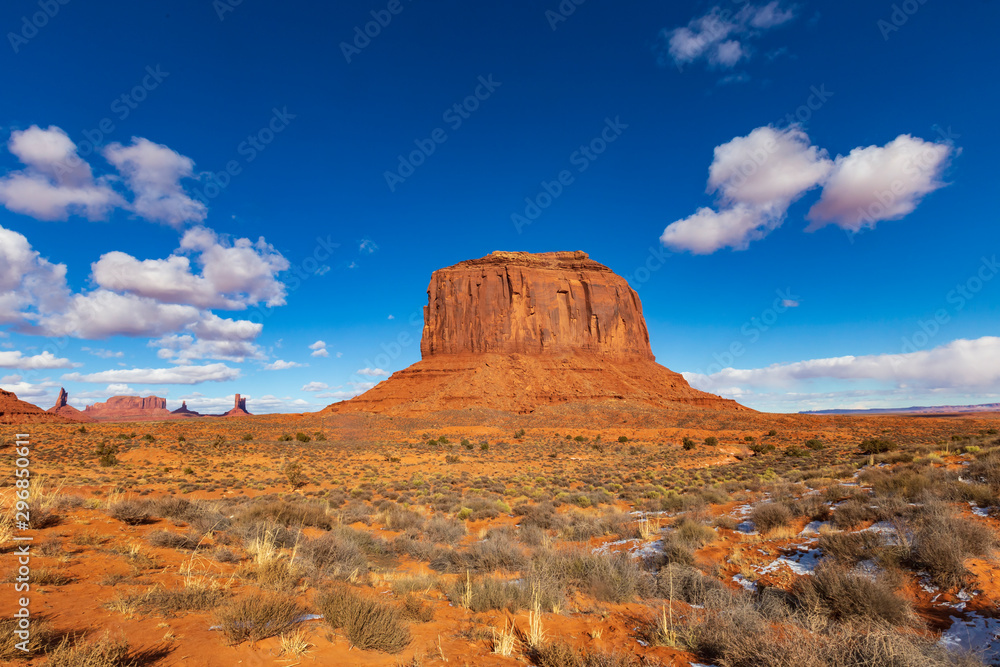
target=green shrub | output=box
[618,436,629,443]
[96,442,118,467]
[704,437,719,447]
[295,432,311,443]
[804,439,824,450]
[682,438,696,450]
[860,438,897,454]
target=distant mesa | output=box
[47,388,94,422]
[224,394,252,417]
[324,250,748,416]
[83,395,177,422]
[78,392,251,421]
[801,403,1000,416]
[1,388,72,425]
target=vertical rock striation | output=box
[421,251,653,361]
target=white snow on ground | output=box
[632,539,666,559]
[730,504,753,517]
[970,501,990,517]
[853,559,879,580]
[860,521,908,545]
[209,613,323,631]
[735,520,757,534]
[591,537,641,556]
[799,520,829,536]
[732,574,758,592]
[759,547,823,576]
[938,612,1000,664]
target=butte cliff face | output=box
[224,394,252,417]
[421,251,653,361]
[326,251,747,415]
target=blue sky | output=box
[1,0,998,414]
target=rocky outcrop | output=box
[47,388,94,422]
[224,394,251,417]
[83,395,176,422]
[1,389,72,424]
[171,401,201,417]
[326,251,748,416]
[421,251,653,361]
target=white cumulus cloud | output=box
[0,126,123,221]
[356,367,389,377]
[302,381,329,392]
[64,363,240,384]
[92,226,289,309]
[264,359,305,370]
[806,135,954,232]
[661,2,796,71]
[684,336,1000,395]
[152,335,264,364]
[103,137,206,227]
[0,350,79,369]
[0,127,208,228]
[662,126,953,254]
[0,223,70,324]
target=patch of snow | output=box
[970,501,990,517]
[209,613,323,631]
[735,520,757,534]
[920,578,939,596]
[730,504,753,517]
[759,548,823,576]
[853,559,879,580]
[799,521,829,536]
[938,612,1000,664]
[592,538,641,556]
[632,540,666,559]
[860,521,907,545]
[733,574,758,592]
